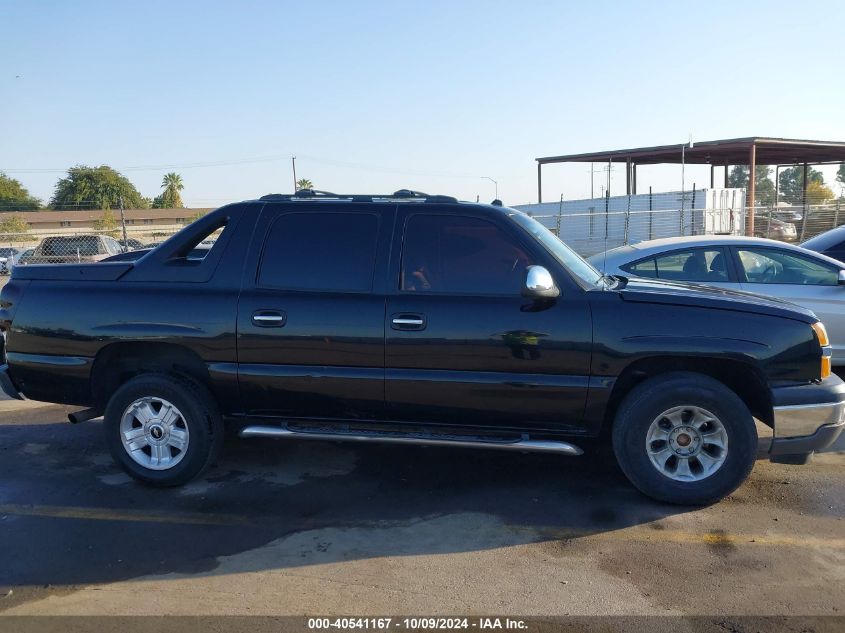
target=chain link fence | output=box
[0,225,189,280]
[530,201,845,258]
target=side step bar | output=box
[239,425,583,456]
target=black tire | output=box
[104,373,223,487]
[612,371,756,505]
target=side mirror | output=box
[838,270,845,285]
[522,265,560,299]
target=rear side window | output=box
[41,236,100,256]
[623,258,657,278]
[624,248,727,282]
[258,212,379,291]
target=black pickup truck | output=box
[1,190,843,505]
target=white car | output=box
[13,248,35,266]
[0,247,21,275]
[589,235,845,365]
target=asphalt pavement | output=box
[0,399,843,619]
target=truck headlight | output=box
[811,321,831,379]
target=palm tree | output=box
[159,172,184,208]
[162,172,183,193]
[296,178,313,191]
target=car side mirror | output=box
[838,270,845,285]
[522,265,560,299]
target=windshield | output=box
[509,212,603,287]
[802,226,845,251]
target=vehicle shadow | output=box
[0,416,785,594]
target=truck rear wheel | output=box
[612,372,756,505]
[103,373,223,486]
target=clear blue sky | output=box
[2,0,844,207]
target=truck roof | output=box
[251,188,507,210]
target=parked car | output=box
[13,248,35,267]
[1,192,842,505]
[27,234,124,264]
[770,204,804,223]
[589,235,845,365]
[801,224,845,262]
[118,238,145,251]
[0,247,20,275]
[753,215,796,242]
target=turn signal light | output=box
[811,321,830,347]
[821,355,832,380]
[812,322,831,379]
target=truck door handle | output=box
[391,313,426,331]
[252,310,287,327]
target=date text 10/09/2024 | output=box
[307,618,528,630]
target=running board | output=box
[238,425,583,456]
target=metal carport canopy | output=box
[536,137,845,167]
[535,137,845,235]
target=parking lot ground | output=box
[0,401,843,620]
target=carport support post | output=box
[710,164,715,188]
[632,163,637,195]
[746,145,757,236]
[626,157,632,195]
[800,162,809,241]
[537,162,543,203]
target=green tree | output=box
[805,180,834,204]
[837,163,845,189]
[778,166,824,204]
[727,165,776,206]
[0,172,41,211]
[93,209,120,237]
[153,172,184,208]
[184,210,206,224]
[296,178,313,191]
[0,214,33,242]
[50,165,148,210]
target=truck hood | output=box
[614,276,817,322]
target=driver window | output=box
[738,248,838,285]
[401,214,534,294]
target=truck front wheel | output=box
[103,373,223,486]
[612,372,757,505]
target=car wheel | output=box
[104,373,223,486]
[612,371,756,505]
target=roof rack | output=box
[259,189,459,204]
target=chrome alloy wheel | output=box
[645,405,729,482]
[119,397,189,470]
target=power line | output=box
[2,152,481,180]
[1,154,293,174]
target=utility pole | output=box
[291,156,297,191]
[600,163,615,198]
[587,163,603,199]
[118,195,128,252]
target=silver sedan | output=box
[588,235,845,365]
